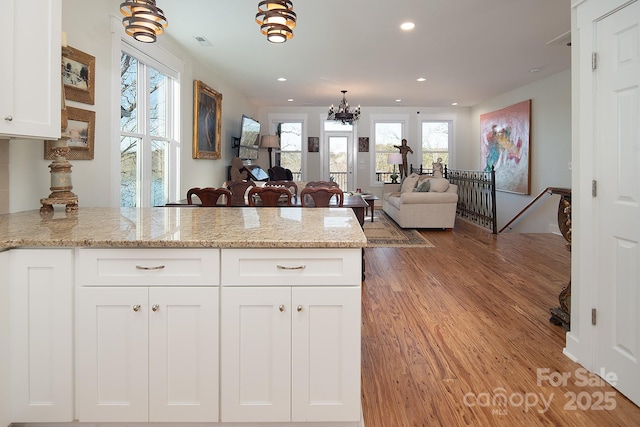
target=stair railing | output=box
[498,187,570,233]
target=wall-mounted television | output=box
[238,115,260,160]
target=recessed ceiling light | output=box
[400,22,415,31]
[416,77,426,82]
[530,68,541,73]
[277,77,287,81]
[451,102,458,106]
[395,99,402,103]
[287,98,294,102]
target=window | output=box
[421,120,451,169]
[373,121,404,182]
[277,122,302,181]
[119,47,180,207]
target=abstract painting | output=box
[480,100,531,194]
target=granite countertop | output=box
[0,207,367,249]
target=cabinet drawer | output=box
[221,248,361,286]
[78,249,219,286]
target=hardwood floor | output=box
[361,219,640,426]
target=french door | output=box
[323,132,354,190]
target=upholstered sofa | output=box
[383,173,458,229]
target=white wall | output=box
[8,0,255,212]
[469,69,572,233]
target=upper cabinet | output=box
[0,0,61,140]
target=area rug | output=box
[363,210,435,248]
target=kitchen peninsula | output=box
[0,207,366,427]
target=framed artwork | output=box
[62,46,95,105]
[358,137,369,152]
[193,80,222,159]
[45,107,95,160]
[308,136,319,153]
[480,99,531,194]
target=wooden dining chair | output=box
[264,180,298,201]
[300,187,344,207]
[186,187,232,206]
[247,186,292,207]
[224,180,256,206]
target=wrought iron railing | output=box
[447,168,497,234]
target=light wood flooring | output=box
[361,219,640,426]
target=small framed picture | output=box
[45,107,95,160]
[308,137,319,153]
[358,137,369,152]
[62,46,95,105]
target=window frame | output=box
[111,16,183,207]
[369,114,409,187]
[420,119,454,171]
[267,113,307,181]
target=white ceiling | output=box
[158,0,571,109]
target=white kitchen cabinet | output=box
[9,249,73,422]
[0,0,61,140]
[0,250,10,427]
[76,248,220,423]
[220,248,362,423]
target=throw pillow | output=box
[429,178,450,192]
[413,180,431,192]
[400,173,421,193]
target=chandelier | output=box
[120,0,168,43]
[255,0,297,43]
[327,90,361,124]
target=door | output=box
[324,133,355,190]
[595,0,640,406]
[220,287,291,422]
[77,287,149,422]
[148,287,219,422]
[291,287,361,422]
[10,249,73,422]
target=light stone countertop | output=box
[0,207,367,249]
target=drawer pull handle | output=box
[135,265,165,270]
[277,264,306,271]
[4,115,13,122]
[152,304,159,312]
[133,304,141,312]
[297,305,303,312]
[279,304,285,312]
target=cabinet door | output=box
[292,287,362,422]
[77,287,149,422]
[0,251,10,427]
[10,249,73,422]
[0,0,61,139]
[220,287,291,422]
[148,287,219,422]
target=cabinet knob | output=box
[279,304,285,312]
[133,304,141,312]
[4,116,13,122]
[152,304,159,312]
[297,305,303,312]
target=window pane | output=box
[421,121,450,169]
[149,67,167,138]
[422,122,449,150]
[120,136,139,207]
[280,122,301,151]
[280,151,300,174]
[151,140,168,206]
[374,122,403,176]
[120,53,138,132]
[324,121,352,132]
